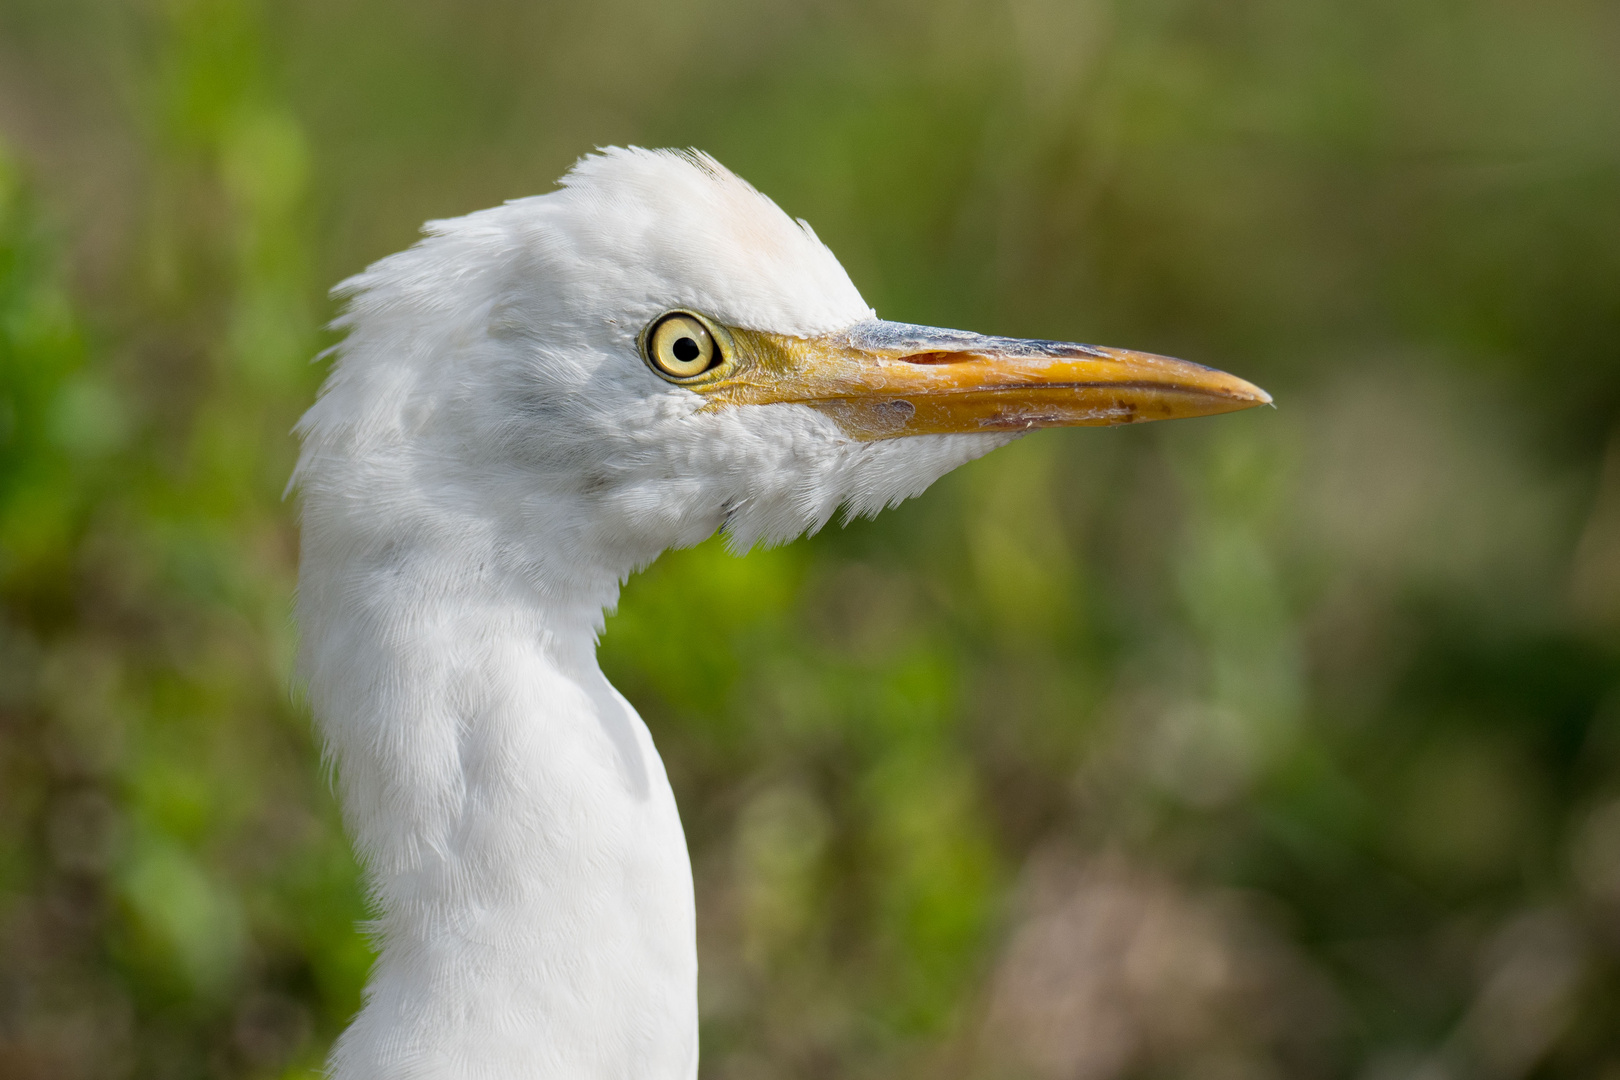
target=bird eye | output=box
[645,312,721,380]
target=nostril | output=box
[899,351,962,365]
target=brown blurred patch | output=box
[978,847,1340,1080]
[231,991,312,1072]
[1456,910,1584,1080]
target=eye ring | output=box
[642,311,725,381]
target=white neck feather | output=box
[297,489,698,1080]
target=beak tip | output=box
[1231,378,1272,409]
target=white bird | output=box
[292,147,1268,1080]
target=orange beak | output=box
[695,320,1271,440]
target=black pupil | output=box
[672,336,701,363]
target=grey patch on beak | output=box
[839,319,1112,361]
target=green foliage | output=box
[1,0,1618,1078]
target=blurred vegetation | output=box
[0,0,1617,1078]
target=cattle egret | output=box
[292,147,1268,1080]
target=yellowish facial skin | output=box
[654,315,1272,441]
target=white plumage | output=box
[293,147,1266,1080]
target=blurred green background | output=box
[1,0,1618,1078]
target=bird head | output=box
[295,148,1267,600]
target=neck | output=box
[298,499,698,1080]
